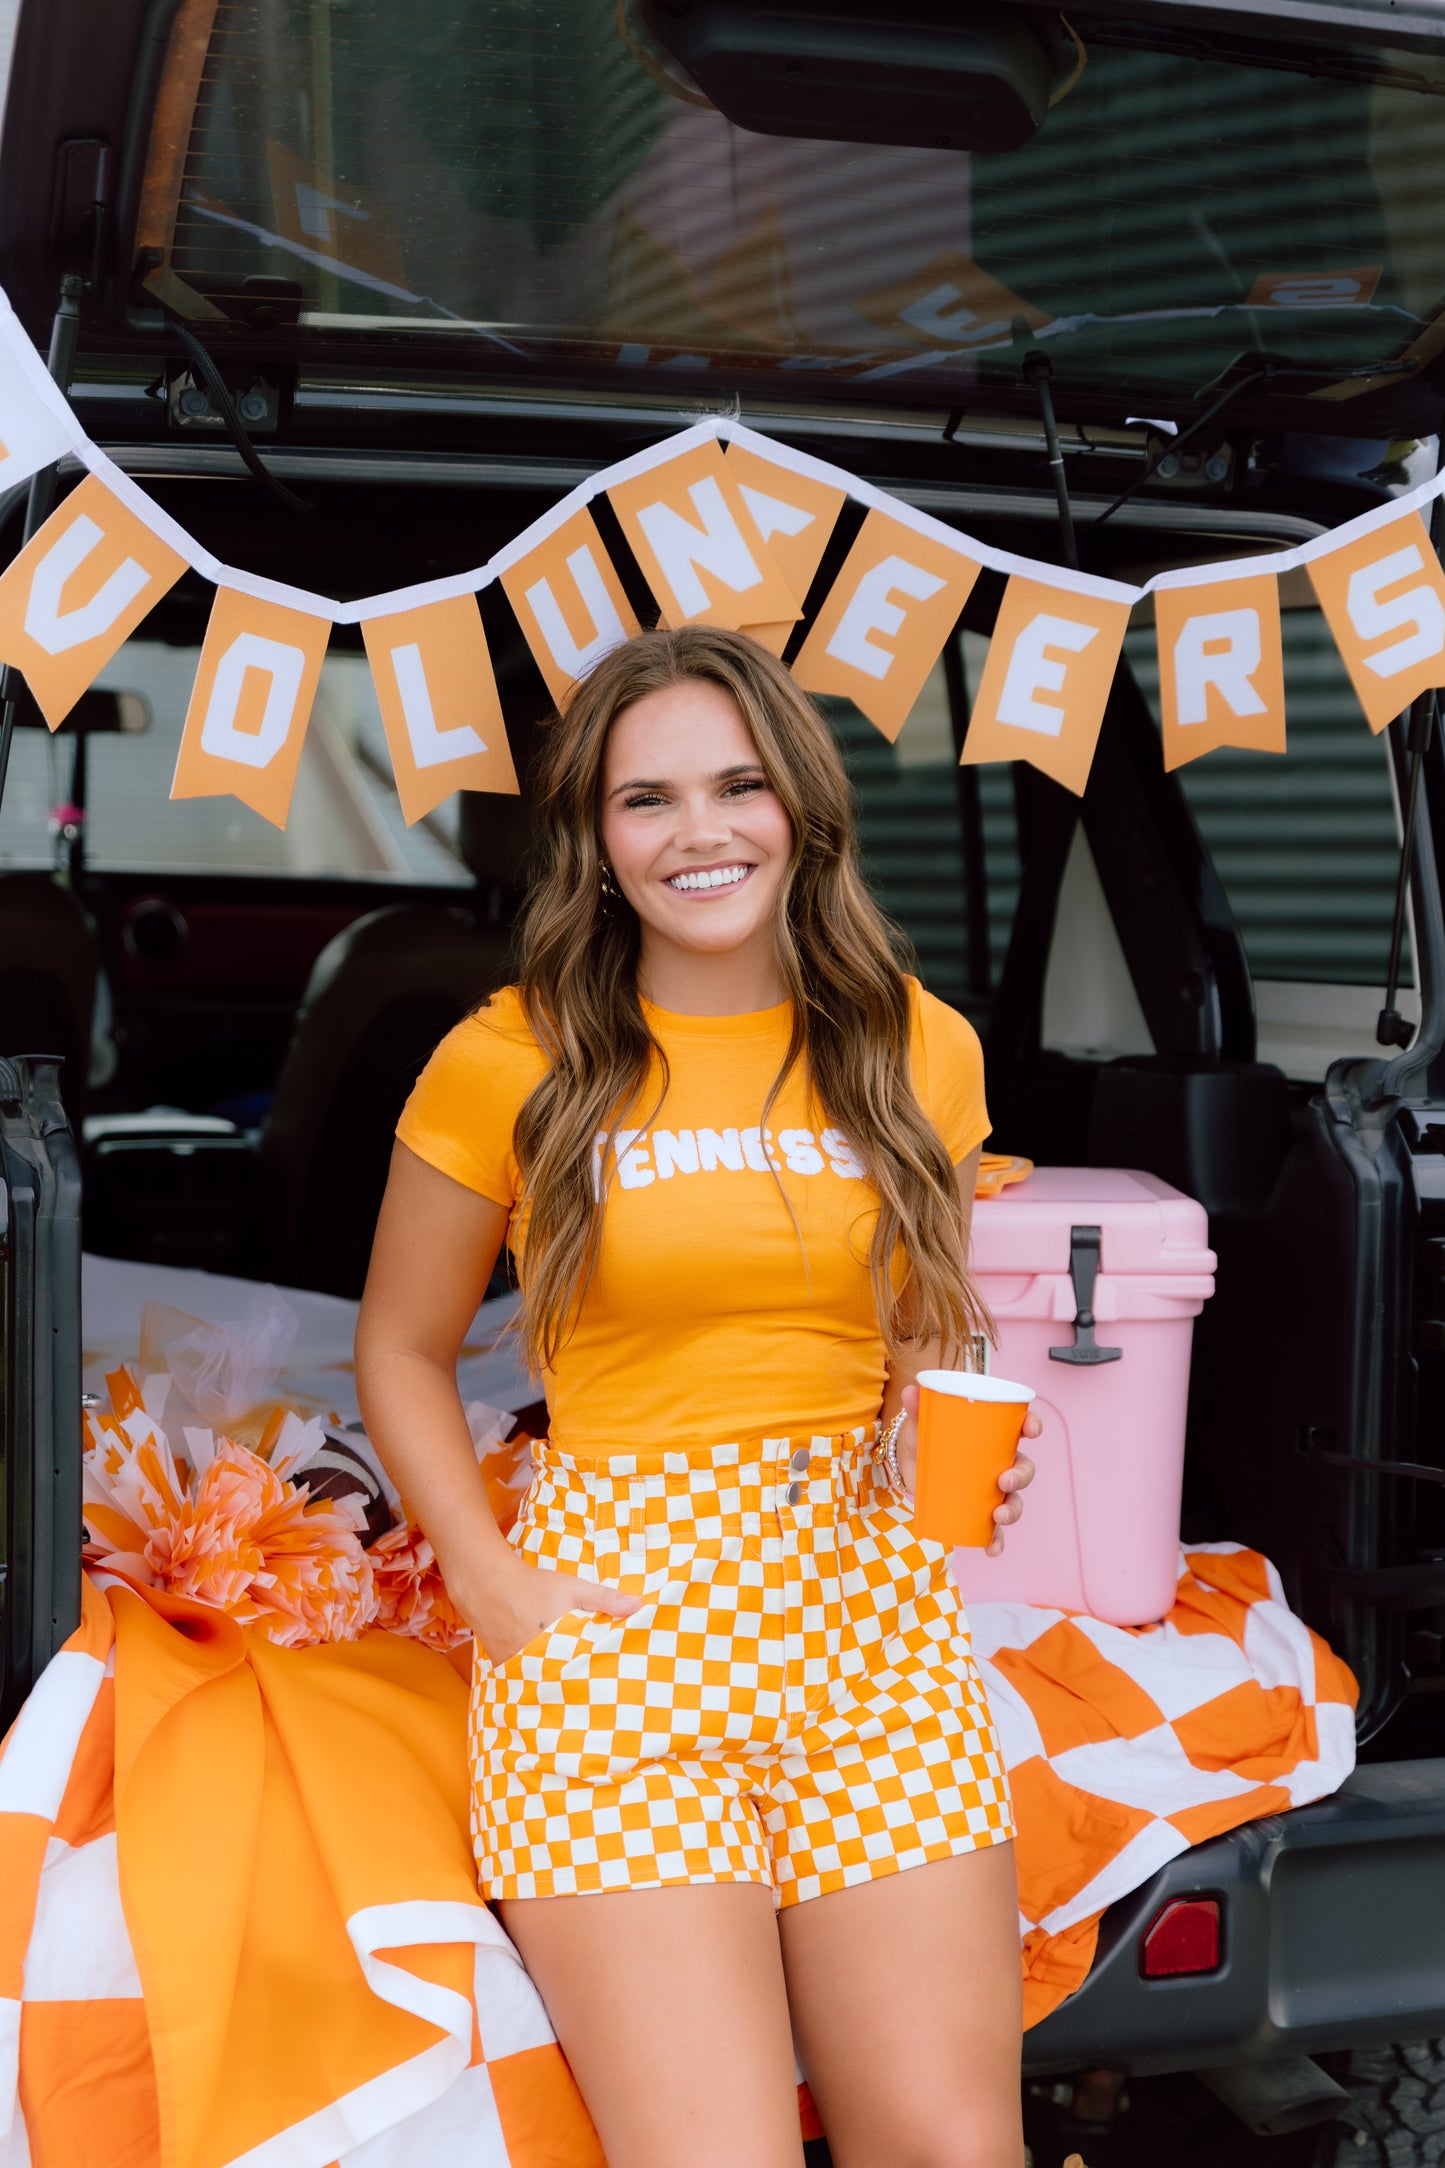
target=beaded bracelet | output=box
[877,1408,912,1503]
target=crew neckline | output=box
[640,994,792,1038]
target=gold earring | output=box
[599,862,620,904]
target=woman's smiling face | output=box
[598,677,794,967]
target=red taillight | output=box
[1140,1897,1222,1978]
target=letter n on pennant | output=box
[724,441,845,655]
[962,576,1131,796]
[1307,510,1445,732]
[361,593,518,823]
[0,475,186,727]
[1155,571,1285,769]
[607,441,800,633]
[171,590,331,827]
[791,509,980,741]
[499,507,640,706]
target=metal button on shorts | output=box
[790,1448,810,1473]
[786,1481,802,1504]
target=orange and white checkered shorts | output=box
[469,1425,1014,1906]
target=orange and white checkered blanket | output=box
[1,1545,1353,2168]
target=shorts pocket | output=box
[485,1600,590,1675]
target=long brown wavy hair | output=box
[509,625,988,1373]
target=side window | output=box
[1125,603,1413,1076]
[0,639,473,885]
[819,640,1021,1022]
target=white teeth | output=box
[668,865,748,892]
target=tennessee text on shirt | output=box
[590,1125,867,1195]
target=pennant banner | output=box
[793,508,981,741]
[171,589,332,827]
[0,279,1442,821]
[607,439,800,634]
[0,473,186,727]
[1307,509,1445,733]
[361,593,518,824]
[962,575,1133,795]
[499,506,640,705]
[1155,571,1286,770]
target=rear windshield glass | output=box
[138,1,1445,409]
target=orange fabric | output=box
[396,978,989,1452]
[19,1999,159,2168]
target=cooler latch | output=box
[1049,1225,1122,1366]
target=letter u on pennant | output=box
[0,475,186,727]
[171,590,331,827]
[1307,510,1445,732]
[962,575,1132,795]
[500,507,640,705]
[361,592,518,822]
[608,441,800,633]
[792,509,981,741]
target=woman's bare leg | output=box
[779,1842,1025,2168]
[499,1881,805,2168]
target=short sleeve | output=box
[909,981,990,1165]
[394,986,548,1210]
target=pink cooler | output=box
[951,1168,1215,1626]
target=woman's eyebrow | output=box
[607,762,765,797]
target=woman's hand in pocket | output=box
[457,1549,640,1665]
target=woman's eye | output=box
[723,778,765,800]
[624,791,666,811]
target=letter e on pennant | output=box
[608,441,800,632]
[1155,571,1285,768]
[1308,511,1445,731]
[792,509,980,741]
[361,593,518,823]
[171,590,330,827]
[0,475,186,727]
[962,576,1131,795]
[500,507,640,705]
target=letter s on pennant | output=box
[792,509,980,742]
[962,575,1131,796]
[360,592,517,824]
[172,589,331,828]
[1154,570,1285,769]
[0,475,186,727]
[1308,510,1445,732]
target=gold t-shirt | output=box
[395,979,988,1452]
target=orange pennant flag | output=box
[724,442,846,655]
[500,507,641,706]
[1154,571,1286,769]
[791,509,981,741]
[1307,510,1445,732]
[361,593,518,824]
[171,589,330,828]
[0,474,186,728]
[608,441,800,634]
[962,576,1132,796]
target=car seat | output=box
[0,873,96,1125]
[259,904,512,1298]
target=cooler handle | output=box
[1048,1225,1123,1366]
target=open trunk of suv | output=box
[3,0,1445,2142]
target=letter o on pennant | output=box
[172,589,332,828]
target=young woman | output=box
[356,625,1038,2168]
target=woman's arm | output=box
[879,1144,1037,1556]
[355,1142,637,1658]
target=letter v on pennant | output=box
[0,475,186,727]
[724,441,845,655]
[607,441,800,633]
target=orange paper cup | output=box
[912,1368,1035,1548]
